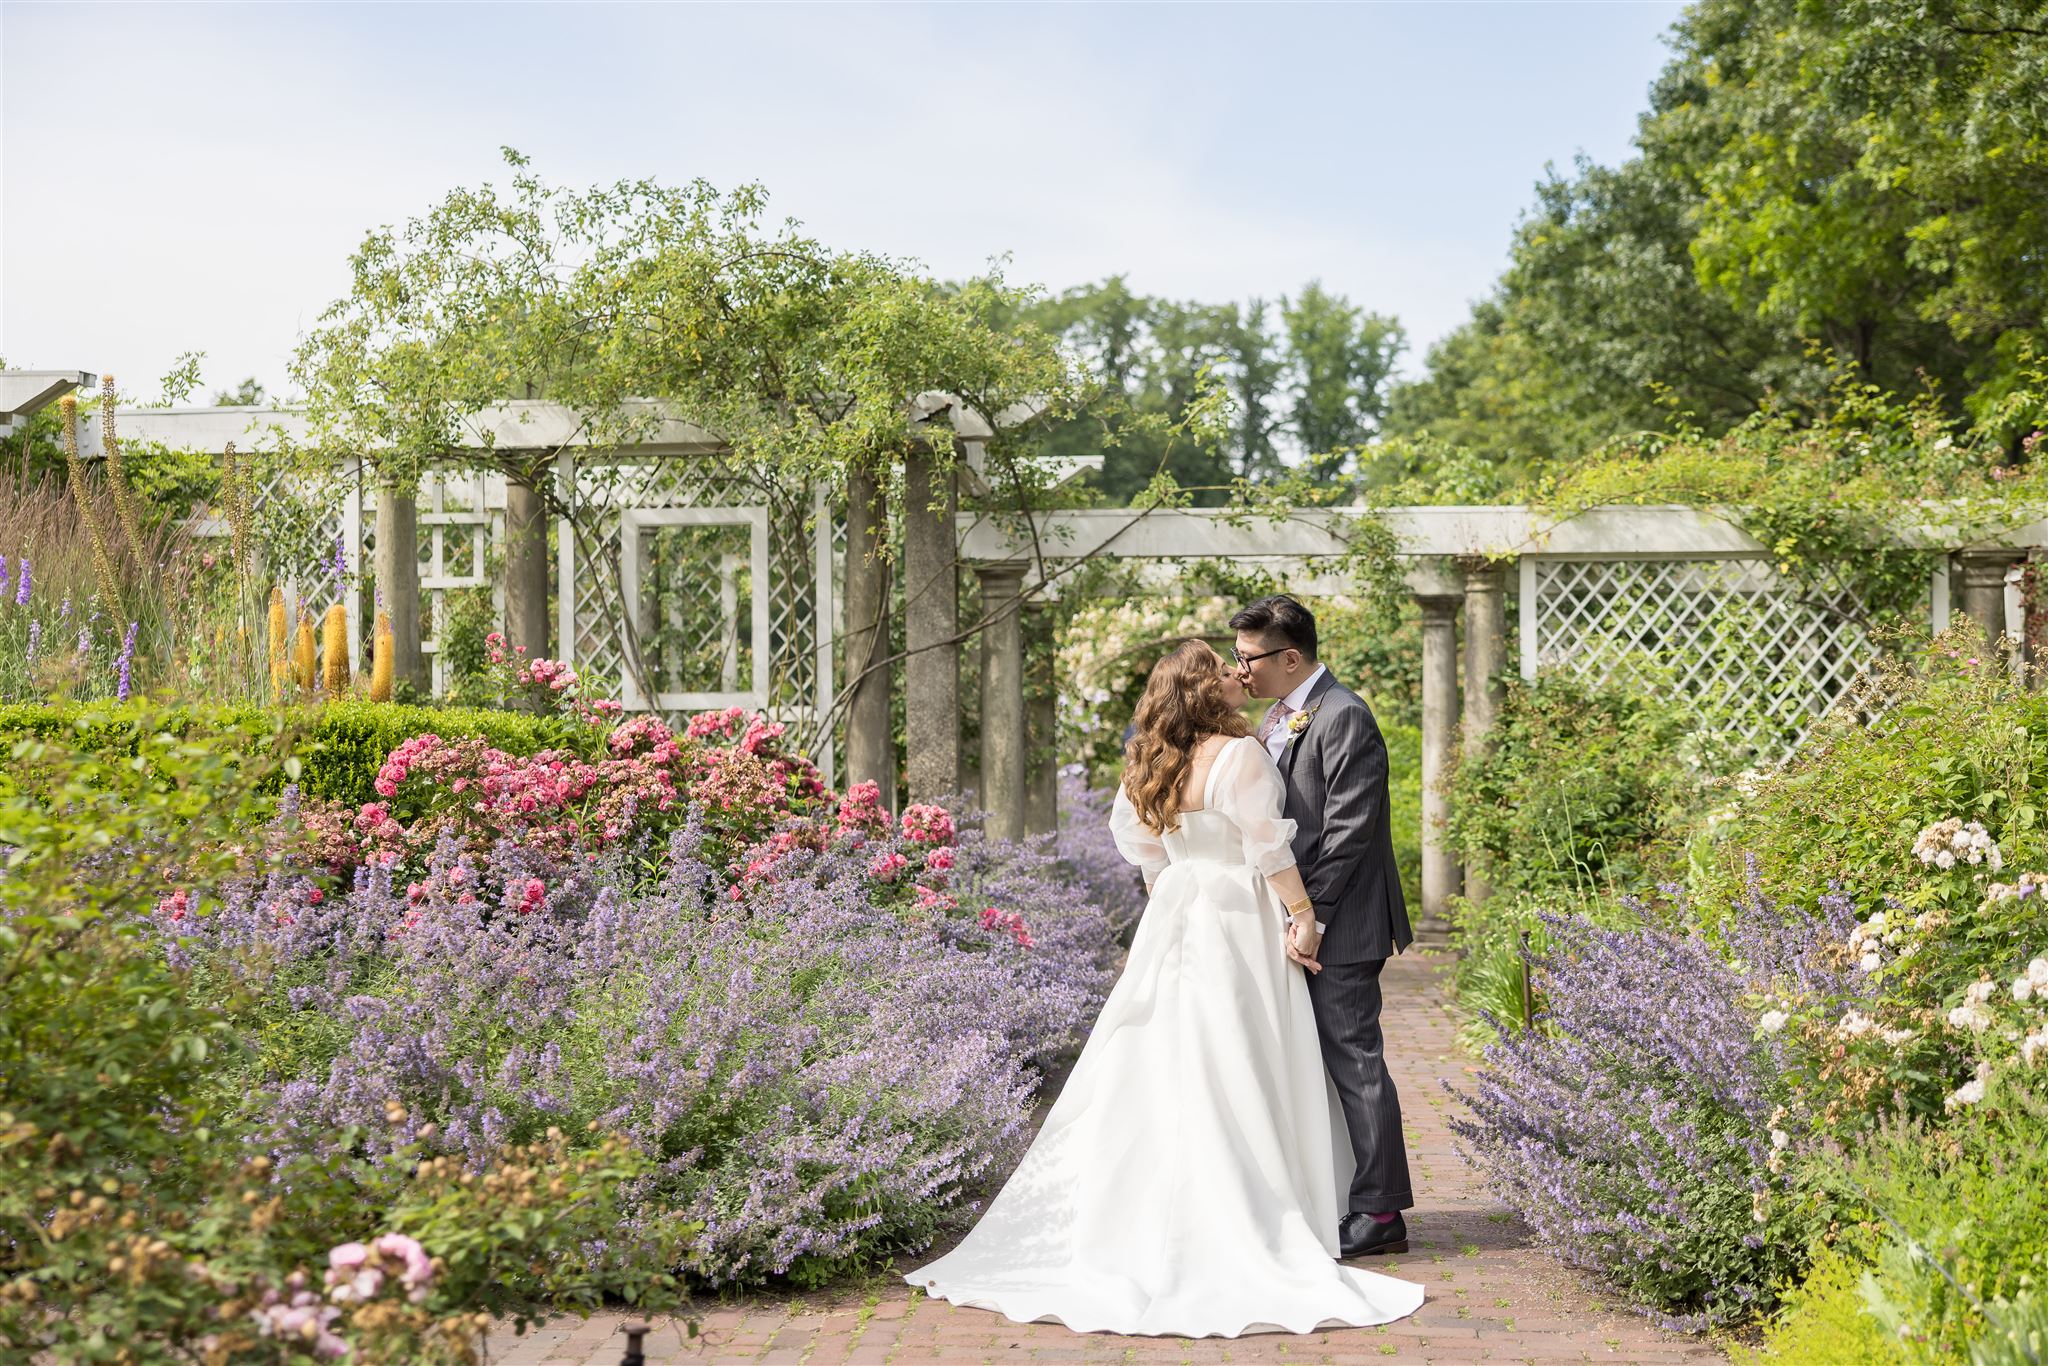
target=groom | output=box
[1230,595,1415,1259]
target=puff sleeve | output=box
[1110,783,1170,886]
[1213,737,1299,877]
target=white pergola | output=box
[27,369,2038,942]
[954,502,2034,940]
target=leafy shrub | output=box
[0,699,587,808]
[1687,636,2048,931]
[1447,671,1713,900]
[1745,1075,2048,1364]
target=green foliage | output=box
[292,149,1073,503]
[1687,637,2048,930]
[1749,1075,2048,1364]
[1446,672,1713,900]
[1013,275,1408,504]
[1389,2,2048,470]
[1532,374,2048,626]
[0,699,586,811]
[1735,1243,1900,1365]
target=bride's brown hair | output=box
[1122,639,1252,834]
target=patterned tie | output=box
[1258,701,1293,746]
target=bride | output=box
[906,640,1425,1337]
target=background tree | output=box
[1388,0,2048,474]
[1281,281,1404,466]
[1016,277,1404,503]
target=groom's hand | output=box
[1285,921,1323,973]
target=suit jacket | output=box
[1272,670,1411,964]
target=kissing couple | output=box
[908,594,1424,1337]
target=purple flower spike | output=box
[15,558,30,607]
[116,621,139,701]
[25,620,40,664]
[0,556,9,600]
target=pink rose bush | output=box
[321,708,831,881]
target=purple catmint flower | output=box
[11,556,25,607]
[25,620,40,665]
[116,621,138,701]
[1448,907,1825,1325]
[58,596,70,622]
[332,533,350,587]
[0,556,8,601]
[143,780,1125,1289]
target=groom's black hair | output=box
[1229,595,1317,661]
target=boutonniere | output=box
[1286,704,1321,741]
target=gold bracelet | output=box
[1285,897,1314,919]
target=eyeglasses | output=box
[1231,646,1292,669]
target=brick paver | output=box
[490,952,1724,1365]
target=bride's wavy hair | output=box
[1122,639,1251,834]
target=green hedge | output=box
[0,700,587,809]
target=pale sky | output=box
[2,1,1685,403]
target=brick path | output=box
[489,953,1724,1365]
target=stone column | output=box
[977,560,1029,843]
[1024,598,1058,836]
[1956,549,2022,658]
[902,444,960,804]
[1417,592,1463,946]
[1461,559,1508,907]
[504,468,551,659]
[373,471,425,693]
[844,460,895,808]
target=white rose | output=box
[2028,958,2048,990]
[1966,979,1998,1005]
[1758,1009,1788,1035]
[1948,1003,1994,1033]
[1988,846,2004,871]
[1770,1128,1790,1150]
[1944,1078,1987,1111]
[1868,911,1888,932]
[1861,951,1883,972]
[2017,978,2035,1003]
[1936,851,1957,870]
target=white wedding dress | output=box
[907,736,1425,1337]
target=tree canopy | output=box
[291,150,1073,493]
[1389,0,2048,470]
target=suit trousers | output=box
[1304,957,1414,1214]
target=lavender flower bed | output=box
[1449,903,1836,1326]
[165,798,1125,1289]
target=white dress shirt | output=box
[1260,664,1327,764]
[1260,664,1327,935]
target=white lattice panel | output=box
[558,456,834,728]
[1525,557,1878,760]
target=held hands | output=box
[1285,913,1323,973]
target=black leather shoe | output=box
[1339,1212,1408,1258]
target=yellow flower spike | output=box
[369,610,394,702]
[267,587,289,703]
[294,611,317,694]
[321,604,350,700]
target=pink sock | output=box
[1370,1212,1399,1224]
